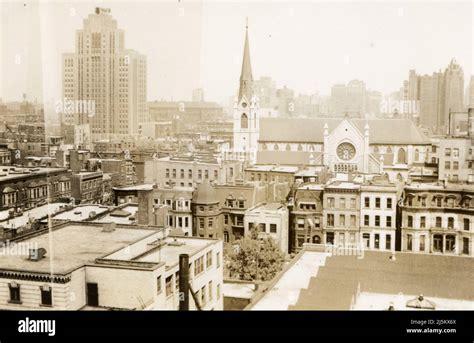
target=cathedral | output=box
[231,23,431,179]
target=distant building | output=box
[71,171,103,204]
[62,8,147,138]
[0,166,71,212]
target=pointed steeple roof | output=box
[238,18,254,103]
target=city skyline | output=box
[0,0,472,105]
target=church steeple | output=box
[238,18,254,103]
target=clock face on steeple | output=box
[337,142,356,161]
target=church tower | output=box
[233,19,259,164]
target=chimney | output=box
[137,189,154,225]
[102,222,116,232]
[178,254,190,311]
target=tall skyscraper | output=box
[62,7,147,139]
[405,60,464,134]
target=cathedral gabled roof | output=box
[238,20,254,103]
[258,118,430,145]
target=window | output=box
[156,276,162,294]
[364,215,369,226]
[188,169,193,178]
[339,198,346,209]
[364,197,370,208]
[464,218,470,231]
[327,197,335,208]
[224,215,229,225]
[180,169,185,178]
[407,215,413,228]
[445,161,451,170]
[385,235,392,250]
[350,215,356,227]
[445,148,451,157]
[165,276,173,296]
[40,286,52,306]
[420,216,426,228]
[327,214,334,227]
[166,169,170,178]
[216,252,221,268]
[208,281,213,301]
[375,198,381,208]
[194,256,204,276]
[206,251,212,268]
[386,198,392,209]
[374,234,380,249]
[172,169,177,178]
[453,148,459,158]
[214,170,218,179]
[238,200,245,208]
[350,198,356,209]
[241,113,248,129]
[433,235,443,252]
[463,237,470,255]
[446,235,455,252]
[363,233,370,248]
[386,216,392,228]
[453,162,459,170]
[420,235,426,251]
[339,214,346,227]
[326,232,334,245]
[9,283,20,304]
[407,234,413,251]
[205,170,209,179]
[199,218,204,229]
[448,217,454,229]
[175,272,179,291]
[200,286,206,306]
[208,218,213,228]
[270,224,277,233]
[217,284,221,299]
[198,170,202,179]
[375,215,380,227]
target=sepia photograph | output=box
[0,0,473,339]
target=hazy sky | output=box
[0,0,473,105]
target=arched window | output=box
[241,113,248,129]
[298,144,303,152]
[373,146,379,153]
[414,149,420,162]
[387,146,393,154]
[286,144,291,151]
[262,143,267,151]
[397,148,407,164]
[274,144,279,151]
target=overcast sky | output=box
[0,0,473,105]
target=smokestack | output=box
[178,254,190,311]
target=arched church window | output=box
[241,113,248,129]
[286,144,291,151]
[262,143,267,151]
[309,145,315,152]
[274,144,279,151]
[387,146,393,154]
[373,146,379,153]
[415,149,420,161]
[298,144,303,152]
[397,148,407,164]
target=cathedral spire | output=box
[238,18,254,103]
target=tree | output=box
[224,228,285,282]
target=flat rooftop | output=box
[104,236,219,269]
[0,166,67,182]
[113,184,154,191]
[50,205,109,222]
[92,205,138,225]
[248,203,285,212]
[0,224,157,274]
[0,203,66,228]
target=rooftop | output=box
[0,223,157,274]
[0,166,68,182]
[49,205,109,222]
[0,203,67,228]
